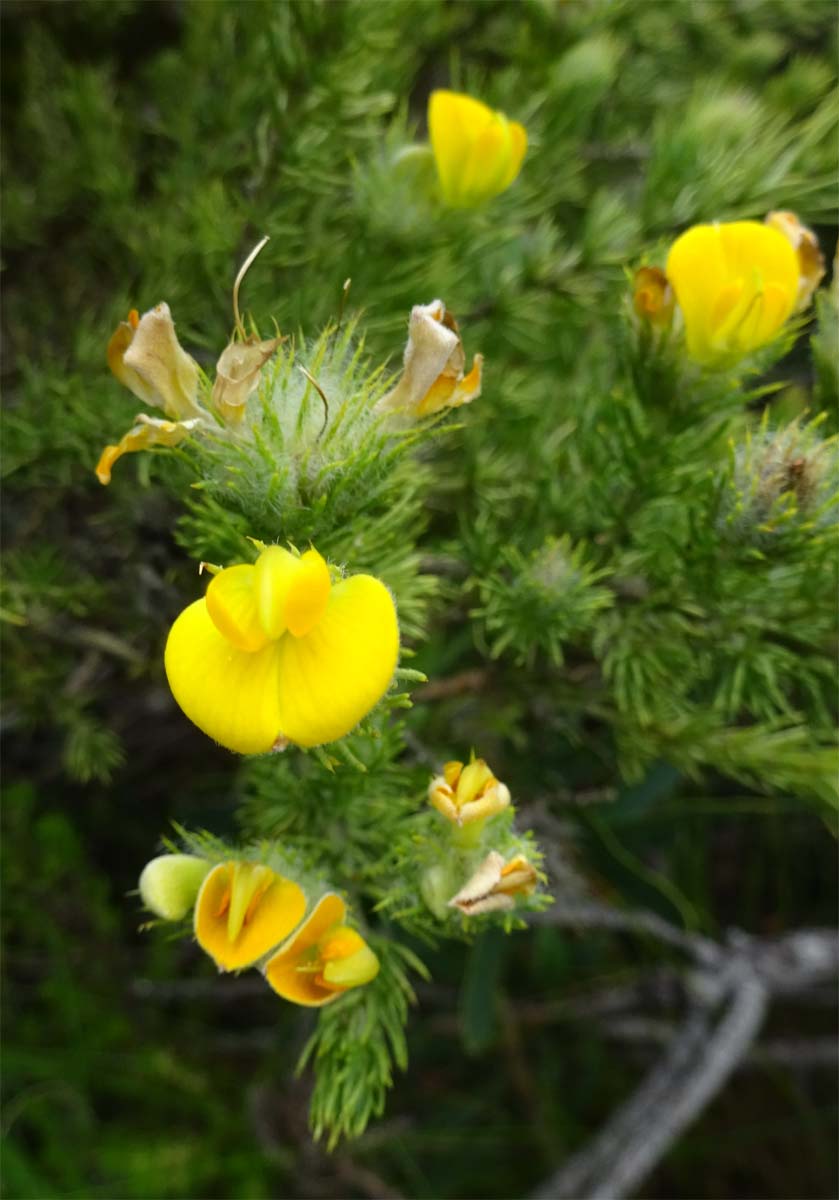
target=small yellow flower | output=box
[428,90,527,207]
[428,757,510,826]
[632,266,675,327]
[448,851,538,916]
[665,220,799,366]
[264,892,379,1007]
[164,544,399,754]
[97,302,204,484]
[764,210,825,312]
[194,860,307,971]
[139,853,211,921]
[376,300,483,417]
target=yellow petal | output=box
[419,354,483,415]
[666,224,728,362]
[205,564,268,652]
[164,598,285,754]
[95,415,199,485]
[429,90,494,205]
[255,546,332,639]
[264,893,348,1006]
[457,113,515,205]
[273,574,399,748]
[320,940,380,989]
[195,862,306,971]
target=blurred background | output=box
[2,1,837,1197]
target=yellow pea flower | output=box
[375,300,483,417]
[139,853,211,921]
[97,302,205,484]
[428,757,510,826]
[264,893,379,1007]
[194,860,307,971]
[448,851,539,916]
[429,89,527,207]
[764,210,825,312]
[665,220,799,366]
[164,544,399,754]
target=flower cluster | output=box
[422,756,542,919]
[140,854,379,1008]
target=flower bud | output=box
[139,854,211,921]
[428,757,510,826]
[632,266,675,327]
[428,90,527,208]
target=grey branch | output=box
[531,902,838,1200]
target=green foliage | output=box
[299,940,429,1149]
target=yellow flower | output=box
[194,860,306,971]
[428,89,527,207]
[97,302,204,484]
[164,544,399,754]
[375,300,483,417]
[764,210,825,312]
[448,851,538,916]
[264,893,379,1007]
[139,853,211,921]
[428,758,510,826]
[665,220,799,366]
[632,266,675,327]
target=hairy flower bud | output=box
[139,854,211,921]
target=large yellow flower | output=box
[428,90,527,207]
[665,220,799,365]
[264,892,379,1007]
[165,545,399,754]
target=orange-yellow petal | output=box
[264,893,348,1006]
[95,415,199,485]
[195,862,306,971]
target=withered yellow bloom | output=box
[665,220,799,366]
[429,90,527,207]
[264,892,379,1007]
[97,303,203,484]
[764,210,825,312]
[429,758,510,826]
[449,851,538,916]
[194,861,306,971]
[376,300,483,417]
[165,544,399,754]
